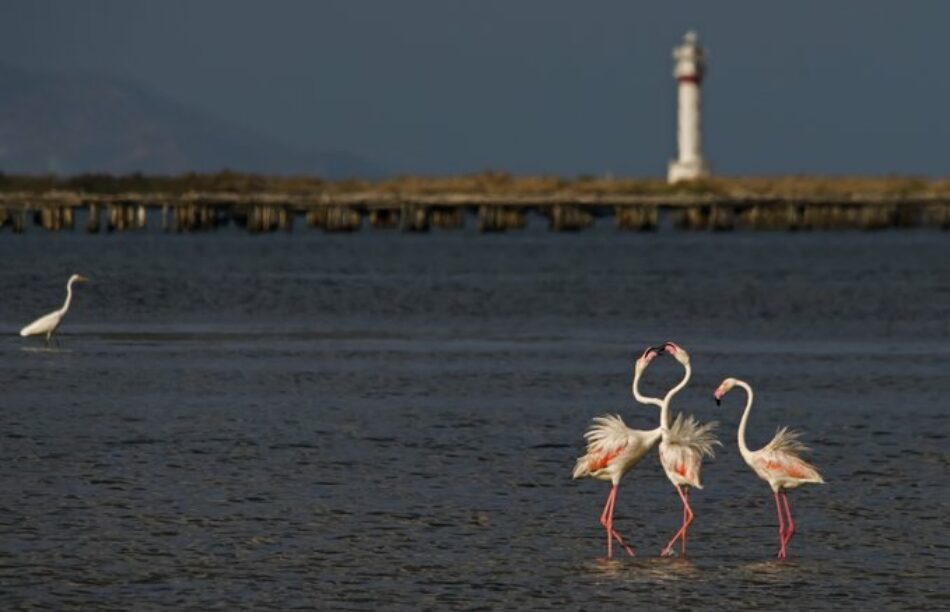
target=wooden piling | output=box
[368,208,400,229]
[305,208,323,228]
[615,205,657,231]
[135,204,147,229]
[86,203,101,233]
[107,204,121,232]
[246,205,266,233]
[430,207,465,229]
[203,205,215,230]
[549,205,593,231]
[672,205,710,230]
[174,204,198,232]
[277,207,293,232]
[306,205,357,230]
[12,209,25,233]
[741,203,801,230]
[62,206,75,229]
[477,205,525,232]
[173,203,218,232]
[708,204,735,231]
[924,202,950,229]
[884,203,917,228]
[801,204,839,230]
[36,207,54,230]
[400,204,430,232]
[858,205,896,230]
[174,205,186,232]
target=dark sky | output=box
[1,1,948,177]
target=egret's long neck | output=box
[61,278,75,313]
[632,365,664,411]
[735,380,754,456]
[660,361,691,430]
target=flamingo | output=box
[633,341,719,557]
[20,274,90,343]
[572,346,664,558]
[714,377,825,559]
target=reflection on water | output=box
[618,558,700,582]
[579,557,699,583]
[640,558,700,581]
[734,559,806,581]
[19,345,72,354]
[0,229,947,608]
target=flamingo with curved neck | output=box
[715,377,824,560]
[634,341,718,557]
[570,345,666,559]
[631,344,667,411]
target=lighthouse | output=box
[667,31,710,183]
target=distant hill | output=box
[0,62,383,178]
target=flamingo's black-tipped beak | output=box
[715,397,721,406]
[650,345,665,356]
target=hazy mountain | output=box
[0,62,383,178]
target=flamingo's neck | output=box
[735,380,754,457]
[660,361,691,430]
[632,364,664,411]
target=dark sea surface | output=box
[0,223,948,609]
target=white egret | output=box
[19,274,90,342]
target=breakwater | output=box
[1,191,948,233]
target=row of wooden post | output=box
[1,202,949,233]
[670,203,950,231]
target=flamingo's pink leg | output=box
[599,486,615,527]
[599,485,617,558]
[660,486,686,556]
[681,487,692,556]
[600,485,635,557]
[609,528,636,556]
[773,491,787,560]
[675,492,688,555]
[781,492,795,550]
[609,525,636,557]
[661,485,694,557]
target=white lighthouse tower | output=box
[667,31,710,183]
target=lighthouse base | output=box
[667,158,710,184]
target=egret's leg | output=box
[781,492,795,550]
[774,491,787,560]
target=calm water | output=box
[1,223,948,609]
